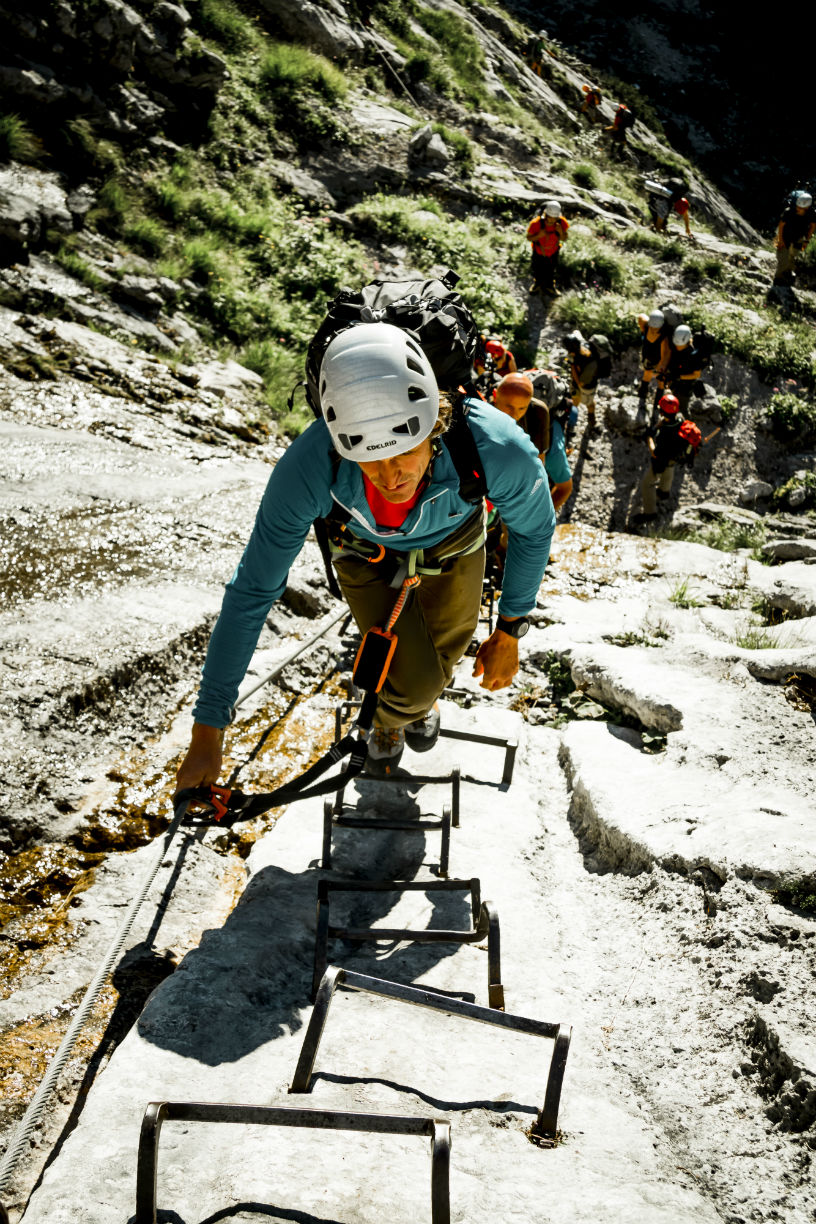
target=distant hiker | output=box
[632,392,698,525]
[527,200,569,297]
[579,84,603,126]
[636,308,670,419]
[773,190,815,286]
[605,103,634,159]
[526,30,547,76]
[644,177,692,237]
[660,324,703,414]
[565,330,612,431]
[494,371,575,511]
[174,322,555,784]
[474,334,517,391]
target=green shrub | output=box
[182,237,225,284]
[683,253,724,283]
[124,217,167,257]
[559,234,626,291]
[413,5,486,107]
[718,394,738,423]
[404,51,451,96]
[772,470,816,509]
[261,43,347,101]
[261,43,348,148]
[668,577,703,608]
[240,338,309,435]
[671,519,768,556]
[59,118,122,174]
[733,622,780,650]
[686,303,816,389]
[772,876,816,913]
[766,390,816,442]
[151,179,188,222]
[0,114,43,163]
[571,162,600,190]
[431,123,475,173]
[54,249,105,291]
[551,291,641,353]
[195,0,260,51]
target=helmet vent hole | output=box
[338,433,364,451]
[405,356,425,376]
[325,406,336,422]
[391,415,421,437]
[407,385,427,402]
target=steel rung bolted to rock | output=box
[312,877,504,1008]
[322,769,461,874]
[291,967,572,1138]
[335,696,517,788]
[136,1101,451,1224]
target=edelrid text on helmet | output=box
[319,323,439,463]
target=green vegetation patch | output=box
[766,389,816,444]
[687,302,816,390]
[413,5,487,108]
[551,290,642,353]
[773,470,816,510]
[346,193,525,343]
[0,113,43,164]
[772,876,816,914]
[260,42,349,149]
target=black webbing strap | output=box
[178,691,378,826]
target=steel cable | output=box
[0,602,351,1203]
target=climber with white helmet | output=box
[773,189,816,286]
[175,321,555,784]
[658,323,703,415]
[526,199,569,297]
[635,307,671,420]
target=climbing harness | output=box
[180,570,430,827]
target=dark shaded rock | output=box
[264,0,366,60]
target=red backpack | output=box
[678,420,702,464]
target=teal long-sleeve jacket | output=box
[193,397,555,727]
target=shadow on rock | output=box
[138,843,471,1065]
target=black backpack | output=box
[588,333,613,379]
[304,270,480,416]
[691,323,714,371]
[617,107,635,130]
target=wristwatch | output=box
[496,615,530,639]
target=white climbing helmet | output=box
[795,190,813,209]
[319,323,439,463]
[647,309,665,329]
[673,324,692,346]
[544,199,561,217]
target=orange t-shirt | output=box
[527,216,569,257]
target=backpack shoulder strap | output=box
[440,394,488,503]
[314,448,346,599]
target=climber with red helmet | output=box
[175,322,555,783]
[632,391,691,527]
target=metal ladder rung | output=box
[136,1101,451,1224]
